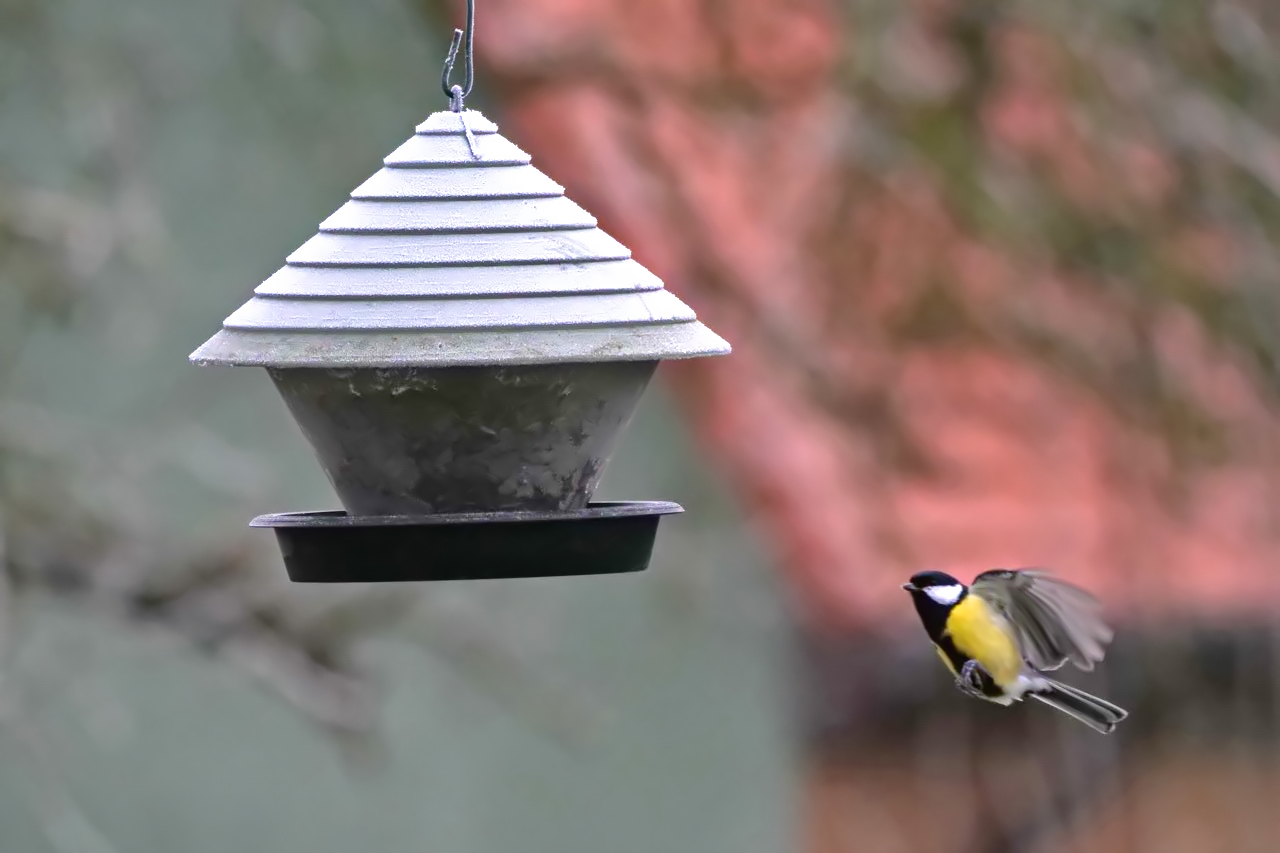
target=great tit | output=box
[902,568,1128,734]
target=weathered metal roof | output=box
[190,110,730,367]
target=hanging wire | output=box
[441,0,475,113]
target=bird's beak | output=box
[901,582,916,591]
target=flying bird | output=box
[902,568,1128,733]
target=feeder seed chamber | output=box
[190,65,730,583]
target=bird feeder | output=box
[190,18,730,582]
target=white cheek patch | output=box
[924,584,964,605]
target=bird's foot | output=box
[955,660,988,698]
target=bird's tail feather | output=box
[1029,678,1128,734]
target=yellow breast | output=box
[944,594,1023,687]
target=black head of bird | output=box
[902,570,968,633]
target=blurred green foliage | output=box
[0,1,791,851]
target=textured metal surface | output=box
[253,500,682,526]
[270,361,657,516]
[226,292,694,329]
[190,109,730,368]
[252,502,684,582]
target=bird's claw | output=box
[955,659,988,698]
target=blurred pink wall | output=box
[460,0,1280,631]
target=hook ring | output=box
[440,0,475,112]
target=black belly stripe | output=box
[933,635,1006,699]
[934,633,968,672]
[913,591,1008,699]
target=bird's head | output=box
[902,570,967,607]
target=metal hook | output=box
[440,0,475,112]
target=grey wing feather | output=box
[970,568,1114,672]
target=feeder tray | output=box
[252,501,683,582]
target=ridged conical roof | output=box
[190,110,730,368]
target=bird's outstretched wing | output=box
[970,568,1113,672]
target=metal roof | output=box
[190,110,730,367]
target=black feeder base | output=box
[250,501,684,582]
